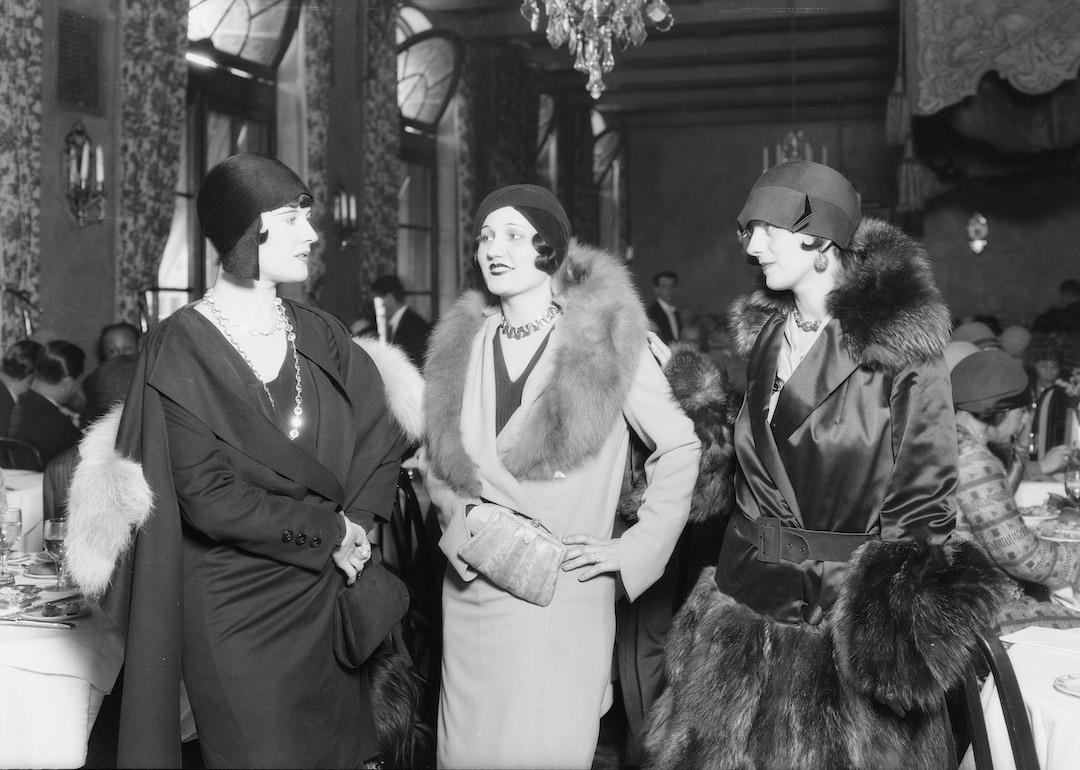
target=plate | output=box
[1022,514,1057,527]
[20,599,88,621]
[1053,673,1080,698]
[22,561,58,577]
[4,550,32,565]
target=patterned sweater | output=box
[955,424,1080,632]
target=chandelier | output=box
[520,1,674,99]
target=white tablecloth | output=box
[0,574,124,768]
[5,469,44,553]
[962,627,1080,770]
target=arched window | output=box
[154,0,300,320]
[396,6,461,322]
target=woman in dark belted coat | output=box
[646,162,1006,769]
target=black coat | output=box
[100,302,411,768]
[0,386,15,437]
[9,388,81,464]
[646,301,680,344]
[390,306,432,368]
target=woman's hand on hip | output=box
[561,535,620,581]
[332,513,372,585]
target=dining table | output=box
[4,468,45,553]
[0,555,124,769]
[962,625,1080,770]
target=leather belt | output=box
[732,512,877,565]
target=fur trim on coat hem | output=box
[644,539,1007,770]
[67,404,153,600]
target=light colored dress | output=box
[422,262,700,769]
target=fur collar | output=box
[353,337,424,443]
[730,218,952,372]
[424,241,647,496]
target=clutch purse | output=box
[458,506,567,607]
[333,549,411,669]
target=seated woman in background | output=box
[951,348,1080,633]
[9,339,84,464]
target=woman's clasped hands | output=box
[332,512,373,585]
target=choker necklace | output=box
[203,292,304,440]
[499,303,562,340]
[792,305,823,333]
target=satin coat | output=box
[102,303,410,768]
[715,310,957,624]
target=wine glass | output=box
[0,507,22,587]
[42,518,72,592]
[1065,467,1080,509]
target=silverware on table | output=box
[0,616,75,630]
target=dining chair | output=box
[951,626,1040,770]
[0,437,44,472]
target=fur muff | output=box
[423,240,649,496]
[620,344,734,524]
[644,540,1007,770]
[730,218,952,372]
[353,337,425,444]
[66,404,153,600]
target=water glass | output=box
[42,518,72,592]
[1065,467,1080,508]
[0,507,23,587]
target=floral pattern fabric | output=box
[115,0,187,324]
[302,0,332,305]
[0,0,43,350]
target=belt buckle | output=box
[756,517,781,564]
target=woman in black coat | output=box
[67,154,422,768]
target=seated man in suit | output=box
[372,274,432,368]
[9,340,85,464]
[646,270,681,344]
[0,339,42,436]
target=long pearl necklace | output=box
[203,292,304,440]
[499,303,562,340]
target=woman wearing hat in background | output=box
[647,162,1004,768]
[66,154,422,768]
[951,348,1080,632]
[420,184,701,768]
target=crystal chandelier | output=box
[521,1,674,99]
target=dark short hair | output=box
[1,339,42,380]
[35,340,85,385]
[652,271,678,286]
[372,275,406,302]
[97,322,140,359]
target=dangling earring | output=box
[813,250,830,273]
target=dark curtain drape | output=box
[454,42,480,289]
[488,57,539,190]
[302,0,332,304]
[115,0,187,324]
[0,0,42,349]
[557,98,598,244]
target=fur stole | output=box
[730,218,952,372]
[644,539,1008,770]
[423,241,648,496]
[66,341,425,601]
[618,344,734,523]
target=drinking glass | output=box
[1065,467,1080,508]
[42,518,72,591]
[0,507,22,587]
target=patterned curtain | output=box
[302,0,332,304]
[115,0,188,324]
[355,0,402,313]
[455,42,481,290]
[0,0,43,349]
[488,58,539,189]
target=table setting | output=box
[0,509,124,768]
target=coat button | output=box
[310,536,322,548]
[281,530,293,543]
[296,532,307,545]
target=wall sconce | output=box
[332,187,358,249]
[64,121,105,226]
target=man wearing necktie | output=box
[646,270,681,344]
[372,275,432,368]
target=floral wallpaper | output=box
[302,0,332,304]
[454,42,480,290]
[0,0,43,350]
[115,0,188,324]
[356,0,402,312]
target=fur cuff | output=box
[67,404,153,600]
[831,538,1008,711]
[354,338,424,444]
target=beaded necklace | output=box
[203,292,304,440]
[499,303,562,340]
[791,304,823,333]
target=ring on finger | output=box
[592,551,601,564]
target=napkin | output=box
[1001,626,1080,656]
